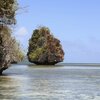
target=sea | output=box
[0,63,100,100]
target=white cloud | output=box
[16,27,28,36]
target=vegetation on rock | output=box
[0,0,18,25]
[27,26,64,65]
[0,0,24,74]
[0,26,24,74]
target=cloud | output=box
[15,27,28,37]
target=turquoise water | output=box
[0,65,100,100]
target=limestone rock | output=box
[27,27,64,65]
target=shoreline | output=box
[13,63,100,67]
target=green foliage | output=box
[29,47,46,60]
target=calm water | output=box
[0,64,100,100]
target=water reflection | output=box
[0,65,100,100]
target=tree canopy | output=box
[0,0,18,25]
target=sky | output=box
[14,0,100,63]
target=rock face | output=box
[27,27,64,65]
[0,0,24,75]
[0,0,18,25]
[0,27,24,74]
[0,27,11,74]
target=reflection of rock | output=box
[27,27,64,65]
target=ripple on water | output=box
[0,65,100,100]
